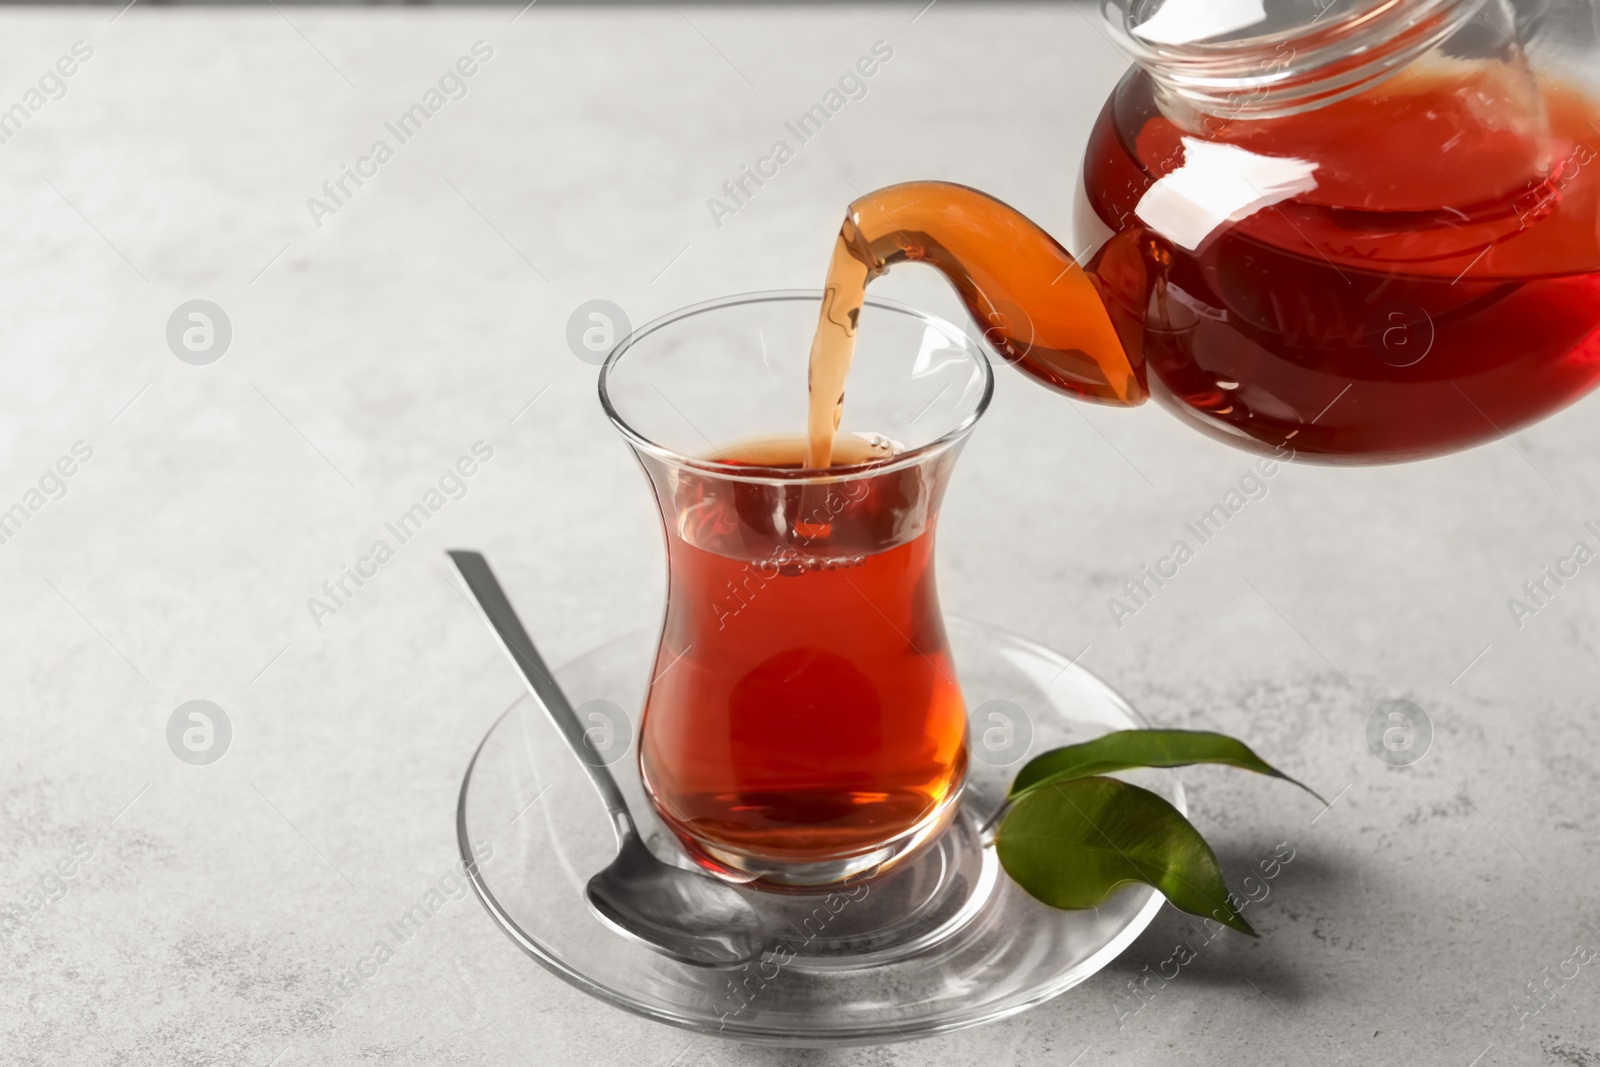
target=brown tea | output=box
[638,435,968,873]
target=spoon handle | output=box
[448,550,635,837]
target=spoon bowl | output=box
[447,549,765,969]
[586,835,764,967]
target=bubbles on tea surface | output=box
[855,432,898,460]
[769,554,866,577]
[815,431,900,467]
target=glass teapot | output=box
[831,0,1600,463]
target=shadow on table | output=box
[1096,842,1355,1009]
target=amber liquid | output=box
[639,435,967,871]
[808,66,1600,464]
[805,237,870,468]
[1093,67,1600,461]
[803,185,1145,466]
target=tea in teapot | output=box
[807,0,1600,465]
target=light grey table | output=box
[2,4,1597,1065]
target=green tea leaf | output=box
[1009,729,1322,803]
[996,776,1256,937]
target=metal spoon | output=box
[447,549,765,969]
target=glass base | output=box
[456,615,1183,1046]
[654,775,966,890]
[747,804,995,967]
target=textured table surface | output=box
[3,4,1599,1065]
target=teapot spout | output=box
[839,181,1148,406]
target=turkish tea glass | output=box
[599,291,993,887]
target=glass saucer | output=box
[456,616,1182,1047]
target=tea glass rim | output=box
[596,288,995,485]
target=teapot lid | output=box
[1112,0,1459,48]
[1102,0,1485,118]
